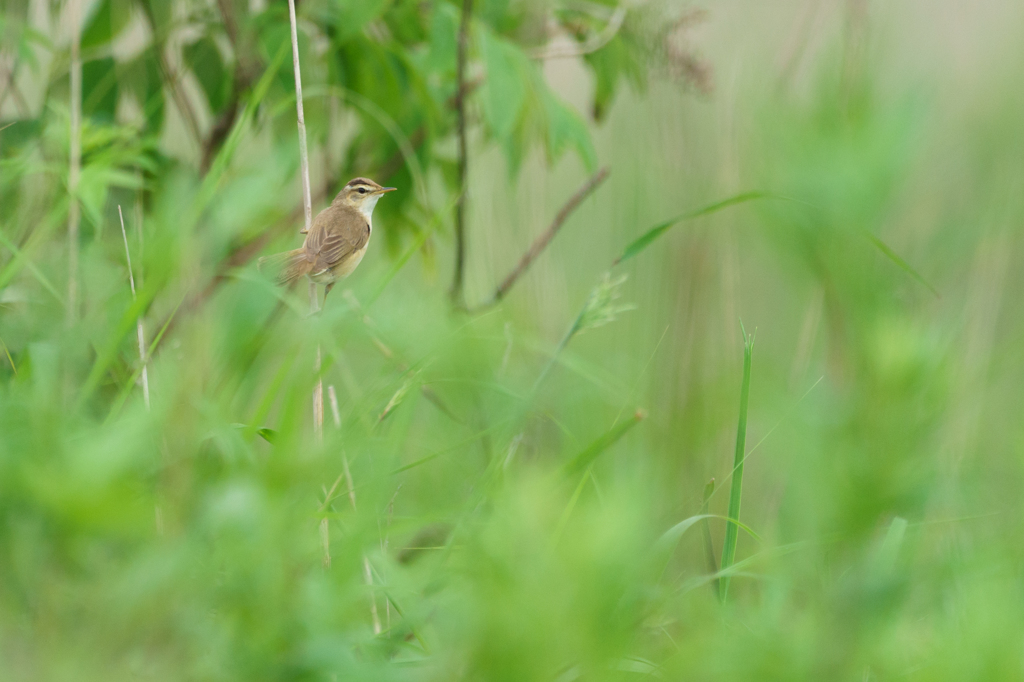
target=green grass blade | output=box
[0,335,16,375]
[553,464,593,545]
[561,410,645,476]
[863,231,939,297]
[656,513,762,555]
[719,324,754,602]
[613,192,765,266]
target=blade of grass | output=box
[552,464,593,546]
[864,231,939,297]
[613,192,765,266]
[562,410,645,476]
[0,335,16,375]
[656,513,762,556]
[719,324,754,602]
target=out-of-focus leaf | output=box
[81,0,133,50]
[541,88,597,171]
[479,30,528,140]
[138,0,171,31]
[584,35,643,121]
[425,3,459,74]
[82,57,118,122]
[121,47,165,132]
[384,0,429,44]
[257,428,278,444]
[325,0,389,42]
[14,24,51,70]
[78,165,143,235]
[0,117,42,150]
[184,37,231,114]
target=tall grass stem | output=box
[327,385,380,633]
[286,0,322,442]
[719,325,754,602]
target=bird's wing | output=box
[308,207,370,270]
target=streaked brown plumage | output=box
[260,177,396,296]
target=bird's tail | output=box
[257,248,311,287]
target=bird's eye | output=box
[357,187,367,194]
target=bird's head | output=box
[333,177,397,218]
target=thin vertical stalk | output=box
[328,386,381,634]
[286,0,321,442]
[118,206,150,410]
[68,0,81,322]
[451,0,472,305]
[287,0,312,236]
[311,283,324,439]
[719,325,754,602]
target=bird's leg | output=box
[324,281,335,304]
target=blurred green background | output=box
[3,0,1024,679]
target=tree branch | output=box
[139,2,203,148]
[68,0,82,323]
[451,0,472,305]
[472,166,609,312]
[202,0,260,174]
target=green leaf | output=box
[479,31,528,140]
[542,88,597,171]
[81,0,133,50]
[584,35,643,121]
[613,192,766,266]
[184,37,231,114]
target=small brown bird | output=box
[261,177,396,297]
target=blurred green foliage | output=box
[4,0,1024,680]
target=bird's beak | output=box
[377,187,397,194]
